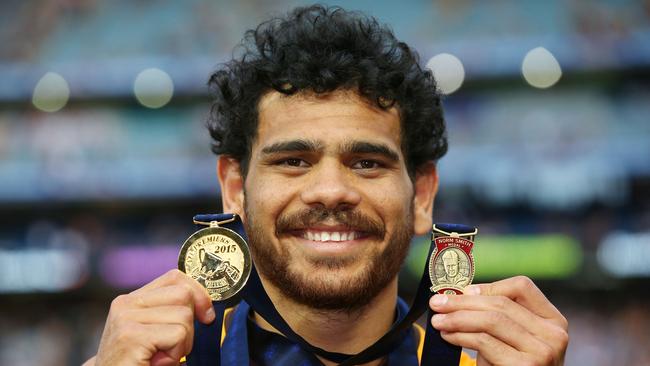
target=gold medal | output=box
[178,222,252,301]
[429,224,477,295]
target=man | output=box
[86,5,568,366]
[440,249,470,287]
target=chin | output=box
[268,258,387,311]
[301,261,366,286]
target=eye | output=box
[352,160,381,169]
[279,158,309,167]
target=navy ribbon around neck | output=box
[186,213,469,366]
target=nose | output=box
[300,159,361,210]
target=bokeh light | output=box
[597,232,650,277]
[522,47,562,88]
[425,53,465,95]
[133,68,174,108]
[0,248,88,293]
[32,72,70,112]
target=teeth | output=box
[303,231,358,242]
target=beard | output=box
[244,202,414,312]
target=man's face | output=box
[223,90,436,310]
[443,259,459,277]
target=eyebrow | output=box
[260,139,400,162]
[340,141,400,162]
[261,139,324,155]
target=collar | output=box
[221,298,420,366]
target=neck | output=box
[253,276,399,366]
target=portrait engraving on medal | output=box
[178,227,251,301]
[432,247,471,288]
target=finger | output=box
[430,292,566,348]
[440,331,524,366]
[445,330,562,366]
[466,276,566,327]
[144,323,193,363]
[130,285,208,311]
[431,310,549,355]
[151,352,179,366]
[131,269,215,324]
[133,269,207,302]
[121,305,195,354]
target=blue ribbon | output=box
[186,302,225,366]
[186,214,470,365]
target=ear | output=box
[217,156,245,217]
[412,162,439,236]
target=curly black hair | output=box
[207,4,447,177]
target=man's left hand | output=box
[429,276,568,366]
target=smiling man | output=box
[235,90,418,314]
[88,5,568,366]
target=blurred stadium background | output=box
[1,0,649,364]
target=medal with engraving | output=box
[178,224,252,301]
[429,223,477,295]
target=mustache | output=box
[276,207,385,239]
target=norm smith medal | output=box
[178,226,252,301]
[428,224,476,295]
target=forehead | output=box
[443,250,458,259]
[255,90,402,149]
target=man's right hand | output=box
[89,269,215,366]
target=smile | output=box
[301,230,361,242]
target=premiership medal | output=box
[178,217,252,302]
[428,224,477,295]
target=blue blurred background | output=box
[0,0,649,364]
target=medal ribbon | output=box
[186,214,474,366]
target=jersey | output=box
[182,299,476,365]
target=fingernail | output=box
[205,306,215,321]
[431,294,448,307]
[432,314,446,326]
[466,285,481,295]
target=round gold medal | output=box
[178,226,252,301]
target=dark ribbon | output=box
[186,214,472,366]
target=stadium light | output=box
[133,68,174,108]
[425,53,465,95]
[32,72,70,112]
[522,47,562,89]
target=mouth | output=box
[300,229,367,242]
[283,226,372,257]
[275,209,385,259]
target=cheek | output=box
[245,176,293,224]
[375,181,413,221]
